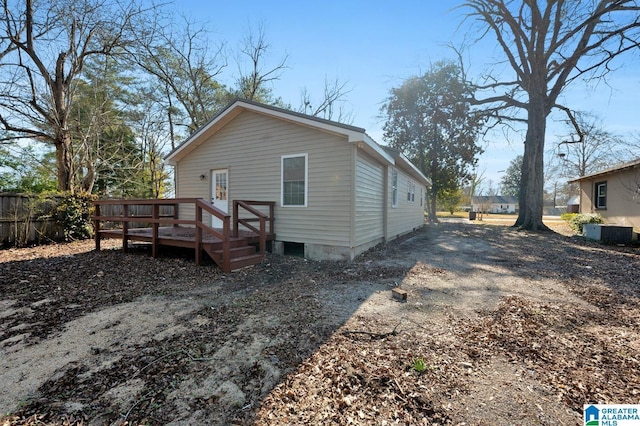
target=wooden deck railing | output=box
[93,198,241,268]
[233,200,275,257]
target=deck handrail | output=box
[232,200,275,256]
[93,198,231,268]
[195,198,230,270]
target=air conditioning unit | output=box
[583,224,633,243]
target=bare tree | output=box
[234,23,289,103]
[462,0,640,230]
[133,15,228,140]
[129,84,174,198]
[0,0,152,192]
[298,76,354,122]
[551,112,623,179]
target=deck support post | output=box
[152,204,159,258]
[222,216,231,272]
[172,202,179,227]
[94,204,101,251]
[122,204,129,253]
[259,216,266,256]
[195,203,202,266]
[233,201,239,238]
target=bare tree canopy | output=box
[132,15,229,138]
[234,23,288,103]
[462,0,640,230]
[0,0,152,192]
[298,76,353,122]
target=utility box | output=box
[584,224,633,243]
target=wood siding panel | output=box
[355,153,384,245]
[386,167,425,238]
[176,110,353,246]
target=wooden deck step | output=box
[96,225,270,272]
[229,253,264,270]
[203,242,264,271]
[205,245,257,263]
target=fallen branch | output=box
[393,376,405,395]
[342,322,402,339]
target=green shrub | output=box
[56,192,96,241]
[411,357,428,373]
[564,213,603,234]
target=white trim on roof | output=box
[568,158,640,183]
[165,99,430,187]
[166,99,374,165]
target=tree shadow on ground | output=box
[2,222,638,424]
[0,236,412,424]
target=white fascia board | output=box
[396,153,431,187]
[166,99,393,166]
[348,133,395,166]
[244,102,365,139]
[165,103,243,165]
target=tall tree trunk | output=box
[55,131,74,193]
[428,140,439,223]
[514,129,530,227]
[426,190,437,223]
[516,93,549,231]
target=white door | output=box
[211,169,228,228]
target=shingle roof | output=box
[164,98,431,186]
[568,158,640,183]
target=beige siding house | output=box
[166,99,430,260]
[569,158,640,230]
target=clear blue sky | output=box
[178,0,640,187]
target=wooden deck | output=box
[93,199,275,272]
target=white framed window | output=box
[407,181,415,202]
[281,154,308,207]
[595,181,607,209]
[392,169,398,207]
[420,188,423,206]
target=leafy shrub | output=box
[56,192,96,241]
[563,212,603,234]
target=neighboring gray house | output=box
[472,195,519,214]
[166,99,431,261]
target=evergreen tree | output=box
[382,61,484,222]
[500,156,522,198]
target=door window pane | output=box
[215,172,227,200]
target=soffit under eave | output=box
[168,105,368,165]
[165,107,244,165]
[568,161,640,183]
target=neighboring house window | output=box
[595,181,607,209]
[407,181,415,202]
[392,169,398,207]
[420,188,423,206]
[282,154,308,207]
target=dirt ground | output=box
[1,219,639,425]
